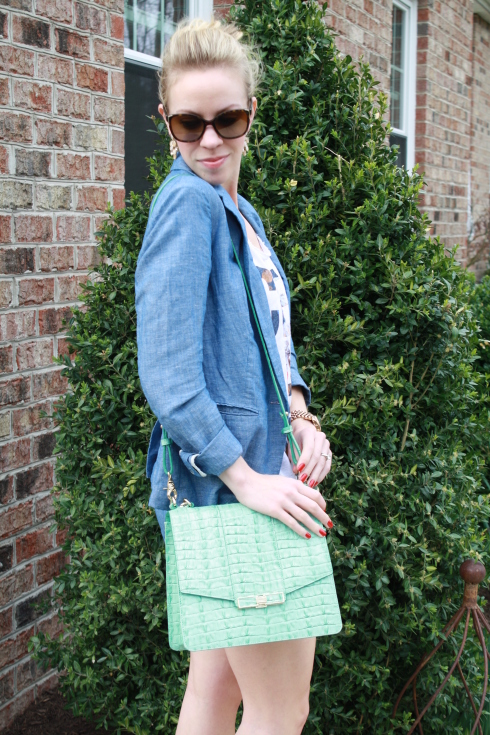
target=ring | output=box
[321,451,332,460]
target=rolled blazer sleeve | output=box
[135,179,243,477]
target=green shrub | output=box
[31,1,490,733]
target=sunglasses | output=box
[164,103,252,143]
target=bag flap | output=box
[168,503,333,604]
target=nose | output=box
[200,123,223,147]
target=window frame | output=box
[390,0,417,171]
[123,0,213,68]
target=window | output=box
[390,0,417,170]
[123,0,213,196]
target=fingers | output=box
[299,433,332,487]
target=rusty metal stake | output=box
[392,560,489,735]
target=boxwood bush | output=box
[31,1,490,733]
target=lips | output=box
[199,155,229,169]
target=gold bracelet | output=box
[290,410,322,432]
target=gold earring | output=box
[242,136,249,157]
[169,138,179,159]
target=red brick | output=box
[0,45,35,78]
[0,11,8,38]
[111,128,124,155]
[0,76,9,106]
[56,214,91,243]
[39,245,74,272]
[94,0,123,10]
[56,87,90,120]
[75,1,107,33]
[0,281,12,308]
[112,188,125,210]
[0,625,34,669]
[0,609,13,639]
[0,564,34,608]
[0,345,13,374]
[57,274,88,301]
[16,339,54,371]
[110,69,124,98]
[35,611,62,638]
[0,438,30,473]
[0,215,11,244]
[56,152,90,179]
[36,119,71,147]
[14,216,53,244]
[0,145,8,174]
[16,658,40,692]
[76,186,108,212]
[75,62,108,92]
[0,503,32,544]
[32,431,57,461]
[13,401,51,437]
[12,15,50,48]
[15,148,51,177]
[36,0,72,24]
[0,377,30,408]
[0,476,13,504]
[31,368,68,399]
[93,38,124,68]
[16,462,54,500]
[110,12,124,40]
[94,154,124,182]
[35,670,59,695]
[34,489,55,520]
[16,526,54,563]
[0,668,14,705]
[38,54,73,85]
[94,96,124,125]
[94,214,110,233]
[0,686,35,732]
[77,244,101,269]
[0,111,32,143]
[12,80,52,113]
[55,527,67,545]
[36,549,66,585]
[55,27,90,58]
[38,306,72,335]
[56,336,74,358]
[17,278,55,306]
[0,311,36,341]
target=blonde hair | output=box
[158,17,262,110]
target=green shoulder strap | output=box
[155,173,302,484]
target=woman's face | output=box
[158,66,257,192]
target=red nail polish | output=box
[327,520,333,529]
[300,473,308,482]
[298,463,305,472]
[319,529,327,537]
[308,479,315,488]
[305,533,311,539]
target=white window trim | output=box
[124,0,213,67]
[391,0,417,171]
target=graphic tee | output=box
[247,233,296,479]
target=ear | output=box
[248,97,258,132]
[158,103,173,139]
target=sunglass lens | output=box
[215,110,249,138]
[170,114,204,142]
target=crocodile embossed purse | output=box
[154,176,342,651]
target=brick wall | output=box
[0,0,124,725]
[323,0,392,91]
[469,13,490,277]
[415,0,474,261]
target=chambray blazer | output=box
[135,154,311,513]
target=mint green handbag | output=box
[158,178,342,651]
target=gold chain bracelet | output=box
[290,410,322,432]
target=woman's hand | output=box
[288,418,333,488]
[219,457,333,539]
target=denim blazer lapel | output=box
[216,186,290,412]
[166,155,290,412]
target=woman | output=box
[135,17,336,735]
